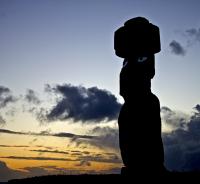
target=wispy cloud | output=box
[161,106,189,130]
[78,155,121,164]
[0,144,29,148]
[76,160,91,167]
[0,128,95,139]
[169,40,186,56]
[0,160,120,182]
[0,129,25,135]
[69,126,120,151]
[0,86,17,125]
[29,149,69,155]
[0,144,57,150]
[53,132,94,139]
[24,89,41,105]
[0,86,16,108]
[1,153,121,164]
[186,28,200,43]
[169,27,200,57]
[0,115,6,126]
[0,156,74,161]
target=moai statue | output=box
[114,17,165,175]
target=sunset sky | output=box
[1,0,200,181]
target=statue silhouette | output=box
[114,17,165,175]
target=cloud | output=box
[0,128,97,154]
[0,129,25,135]
[53,132,95,139]
[5,83,200,172]
[0,156,74,161]
[0,128,95,139]
[72,151,121,167]
[193,104,200,117]
[161,106,189,130]
[162,104,200,171]
[24,89,41,105]
[0,160,69,182]
[0,115,6,126]
[169,27,200,56]
[76,160,91,167]
[42,84,121,123]
[29,149,69,155]
[71,152,83,156]
[77,154,121,164]
[169,40,186,56]
[100,167,121,174]
[70,150,82,153]
[1,153,121,164]
[0,144,29,148]
[19,166,51,178]
[0,84,121,125]
[0,160,120,181]
[21,165,73,176]
[186,28,200,43]
[82,151,90,155]
[0,86,17,124]
[0,144,55,150]
[68,126,120,153]
[0,86,16,108]
[0,160,26,182]
[89,126,120,151]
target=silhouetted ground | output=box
[7,172,200,183]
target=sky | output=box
[1,0,200,181]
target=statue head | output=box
[114,17,161,59]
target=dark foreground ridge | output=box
[7,172,200,183]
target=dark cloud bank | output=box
[162,105,200,171]
[3,83,120,124]
[40,84,122,123]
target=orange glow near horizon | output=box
[0,133,122,174]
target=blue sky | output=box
[1,0,200,181]
[1,0,200,112]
